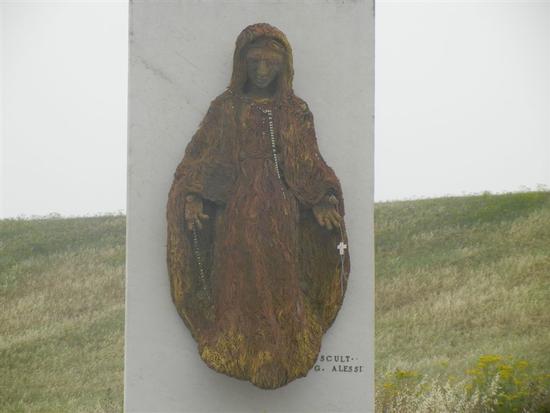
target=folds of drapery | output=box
[166,91,350,341]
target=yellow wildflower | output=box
[499,364,513,379]
[515,360,529,370]
[478,354,503,365]
[394,369,418,379]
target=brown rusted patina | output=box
[166,23,350,389]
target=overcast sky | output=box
[1,0,549,218]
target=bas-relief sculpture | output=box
[166,23,350,389]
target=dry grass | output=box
[1,191,549,412]
[0,216,125,413]
[375,191,550,412]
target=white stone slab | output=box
[126,1,374,411]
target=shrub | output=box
[376,355,550,413]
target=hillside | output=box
[0,215,125,413]
[375,191,550,377]
[1,191,549,412]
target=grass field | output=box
[1,192,549,412]
[375,191,550,411]
[0,216,125,413]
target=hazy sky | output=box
[1,0,549,217]
[1,1,128,218]
[376,0,550,201]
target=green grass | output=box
[0,215,125,413]
[1,192,549,412]
[375,191,550,412]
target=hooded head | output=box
[228,23,294,99]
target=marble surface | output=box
[126,1,374,411]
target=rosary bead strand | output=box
[253,104,287,199]
[192,225,210,298]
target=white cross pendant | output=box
[337,241,348,256]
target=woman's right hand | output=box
[184,194,209,231]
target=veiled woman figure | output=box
[167,23,350,389]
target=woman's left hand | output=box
[312,194,341,230]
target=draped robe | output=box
[166,23,350,389]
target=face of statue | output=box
[245,46,284,90]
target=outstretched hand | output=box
[312,194,341,231]
[184,194,209,231]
